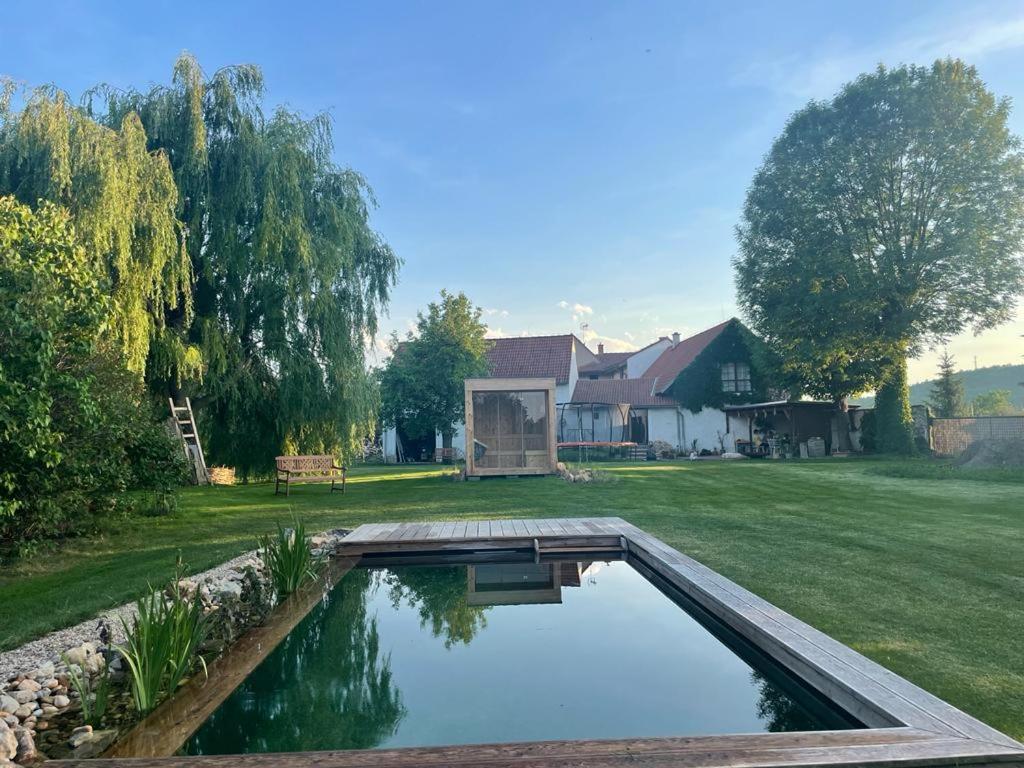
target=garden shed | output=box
[464,378,558,477]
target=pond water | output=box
[184,557,856,755]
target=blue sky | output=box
[3,0,1024,383]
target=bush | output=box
[0,197,187,550]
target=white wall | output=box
[681,407,735,452]
[646,407,682,447]
[436,421,467,459]
[627,338,672,378]
[382,426,398,463]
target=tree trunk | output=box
[874,352,915,455]
[832,397,853,451]
[442,430,453,450]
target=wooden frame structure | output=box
[55,518,1023,768]
[274,455,347,495]
[464,377,558,477]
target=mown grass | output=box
[2,457,1022,739]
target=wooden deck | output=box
[52,517,1024,768]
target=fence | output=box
[929,416,1024,456]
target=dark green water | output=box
[184,557,855,755]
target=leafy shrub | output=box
[0,197,187,550]
[259,518,324,598]
[116,578,209,714]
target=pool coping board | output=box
[52,517,1024,768]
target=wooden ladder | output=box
[169,397,210,485]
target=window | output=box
[721,362,752,393]
[472,390,549,469]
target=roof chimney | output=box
[597,342,605,355]
[671,332,680,347]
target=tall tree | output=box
[0,82,190,376]
[971,389,1018,416]
[379,291,490,452]
[927,352,966,417]
[736,60,1024,452]
[85,55,400,476]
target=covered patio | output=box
[724,400,857,457]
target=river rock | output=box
[64,643,96,668]
[0,722,14,761]
[15,679,40,693]
[69,728,116,758]
[53,695,70,708]
[13,704,32,720]
[0,695,16,714]
[14,726,35,763]
[68,725,93,748]
[29,662,54,681]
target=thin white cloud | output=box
[736,13,1024,100]
[483,307,510,318]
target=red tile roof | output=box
[485,335,578,384]
[578,351,632,374]
[645,320,733,394]
[570,378,678,407]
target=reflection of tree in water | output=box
[384,565,488,648]
[186,568,405,754]
[751,671,822,732]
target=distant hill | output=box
[853,364,1024,410]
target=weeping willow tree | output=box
[0,81,192,376]
[86,55,400,476]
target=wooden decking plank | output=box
[371,524,400,542]
[61,727,1017,768]
[521,519,543,537]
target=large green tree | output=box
[927,351,966,417]
[379,291,490,452]
[736,60,1024,452]
[0,82,190,376]
[85,55,400,475]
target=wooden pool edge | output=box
[51,517,1024,768]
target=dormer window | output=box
[721,362,751,393]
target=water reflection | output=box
[752,671,833,733]
[185,569,405,754]
[383,564,488,647]
[186,559,854,755]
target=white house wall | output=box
[646,407,682,447]
[627,338,672,378]
[435,421,467,458]
[681,407,735,452]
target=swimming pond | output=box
[184,556,857,755]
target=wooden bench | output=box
[274,455,346,496]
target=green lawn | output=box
[2,459,1023,739]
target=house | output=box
[560,319,769,451]
[382,319,769,462]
